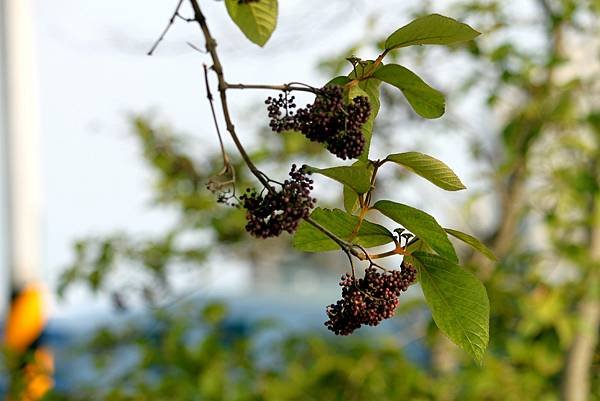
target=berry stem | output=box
[370,50,389,73]
[226,82,317,93]
[368,245,409,260]
[348,205,369,242]
[345,49,390,89]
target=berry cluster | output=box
[240,165,316,238]
[325,262,417,335]
[265,86,371,159]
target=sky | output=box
[1,0,477,317]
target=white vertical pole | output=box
[0,0,5,316]
[1,0,42,299]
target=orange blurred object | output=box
[4,284,45,353]
[22,347,54,401]
[3,284,53,400]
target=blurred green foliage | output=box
[39,299,596,401]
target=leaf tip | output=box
[472,352,485,366]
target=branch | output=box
[188,0,373,264]
[189,0,272,190]
[147,0,185,56]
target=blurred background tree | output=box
[40,0,600,400]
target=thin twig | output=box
[187,42,208,54]
[203,64,228,166]
[147,0,185,56]
[175,14,194,23]
[203,64,236,193]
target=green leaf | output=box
[373,64,445,118]
[343,185,360,214]
[372,200,457,262]
[385,14,480,50]
[445,228,497,261]
[343,160,373,214]
[385,151,465,190]
[405,238,434,254]
[358,79,382,160]
[224,0,278,47]
[326,76,351,86]
[305,165,371,194]
[411,252,489,363]
[347,62,382,160]
[293,208,394,252]
[347,83,369,101]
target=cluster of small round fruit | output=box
[325,262,417,335]
[240,165,315,238]
[265,85,371,159]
